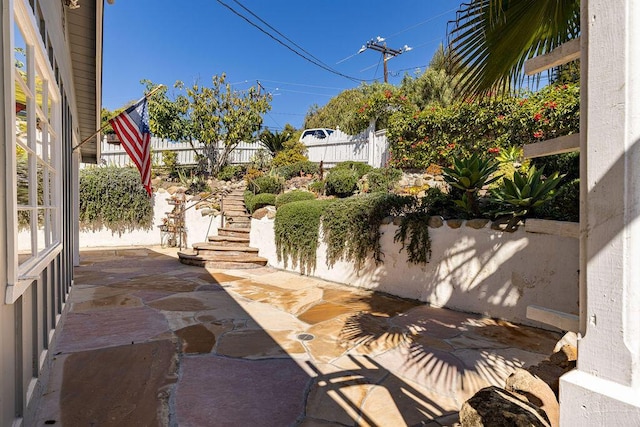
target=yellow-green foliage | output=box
[272,138,308,167]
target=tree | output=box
[259,129,289,156]
[400,45,460,109]
[447,0,580,97]
[144,75,272,176]
[303,88,367,132]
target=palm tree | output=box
[259,130,289,156]
[447,0,580,97]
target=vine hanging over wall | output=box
[79,166,154,234]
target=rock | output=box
[392,216,403,226]
[553,332,578,354]
[549,344,577,367]
[466,219,490,229]
[413,177,425,187]
[427,216,444,228]
[447,219,463,229]
[157,188,167,194]
[252,206,276,220]
[505,369,559,427]
[459,386,550,427]
[167,186,179,195]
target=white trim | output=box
[524,37,581,75]
[5,242,62,304]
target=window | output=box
[8,3,62,301]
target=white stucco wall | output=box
[251,218,579,328]
[78,192,221,248]
[18,192,221,250]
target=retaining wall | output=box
[250,217,579,328]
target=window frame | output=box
[6,0,62,304]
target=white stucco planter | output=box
[17,192,221,250]
[77,192,221,248]
[251,217,579,328]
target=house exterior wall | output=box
[0,1,101,425]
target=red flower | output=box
[533,130,544,138]
[497,115,505,120]
[544,101,557,109]
[487,147,500,154]
[447,143,456,149]
[384,90,393,99]
[533,112,543,121]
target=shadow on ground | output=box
[28,247,560,426]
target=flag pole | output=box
[71,84,165,152]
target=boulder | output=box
[460,386,550,427]
[505,369,559,427]
[252,206,276,220]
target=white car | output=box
[299,128,335,142]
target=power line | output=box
[258,79,347,91]
[215,0,370,83]
[230,0,330,69]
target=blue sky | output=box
[102,0,462,131]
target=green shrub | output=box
[217,164,244,181]
[276,161,320,180]
[309,180,325,195]
[322,193,418,268]
[272,139,308,167]
[80,166,153,234]
[531,152,579,181]
[325,168,359,197]
[275,190,316,209]
[274,199,335,274]
[420,187,460,219]
[249,175,284,195]
[365,167,402,193]
[333,161,373,177]
[534,178,579,222]
[244,191,277,213]
[162,150,179,177]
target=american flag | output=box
[109,98,152,196]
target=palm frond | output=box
[447,0,580,97]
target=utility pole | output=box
[358,37,412,83]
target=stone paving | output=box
[30,247,562,426]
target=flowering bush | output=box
[387,82,579,168]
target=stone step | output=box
[222,200,246,207]
[224,212,252,218]
[222,207,248,213]
[218,227,250,237]
[178,251,267,269]
[207,235,250,246]
[193,243,259,255]
[225,222,251,230]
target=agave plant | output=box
[442,153,502,216]
[492,166,564,223]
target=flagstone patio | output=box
[29,247,561,426]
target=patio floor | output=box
[29,246,561,426]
